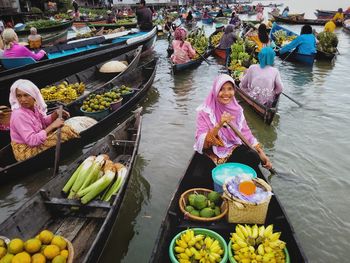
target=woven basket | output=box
[0,106,11,127]
[179,188,228,222]
[223,178,272,224]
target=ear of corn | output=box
[102,165,127,202]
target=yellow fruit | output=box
[31,253,46,263]
[24,239,41,254]
[52,255,66,263]
[11,252,31,263]
[0,253,14,263]
[0,247,6,259]
[40,245,47,253]
[43,245,60,260]
[60,250,68,259]
[51,236,67,251]
[39,230,54,245]
[0,240,5,247]
[8,239,24,254]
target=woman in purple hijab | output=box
[194,74,272,175]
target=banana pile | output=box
[174,229,224,263]
[210,32,224,47]
[187,27,209,59]
[229,38,257,78]
[272,30,297,46]
[231,224,286,263]
[41,81,85,103]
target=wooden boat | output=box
[0,46,142,148]
[171,49,213,74]
[149,153,308,262]
[42,29,69,46]
[0,108,142,263]
[272,14,329,26]
[270,23,333,65]
[15,21,73,36]
[233,83,280,125]
[0,59,156,182]
[315,9,350,19]
[73,18,107,28]
[201,17,214,24]
[0,27,157,105]
[343,21,350,33]
[209,31,226,60]
[88,21,137,30]
[262,3,283,7]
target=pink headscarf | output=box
[9,79,47,115]
[174,27,187,41]
[194,74,257,158]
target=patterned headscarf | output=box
[9,79,47,114]
[174,27,187,41]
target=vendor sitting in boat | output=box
[106,10,116,24]
[324,19,337,33]
[2,28,46,61]
[171,27,196,64]
[194,74,272,175]
[281,7,289,17]
[240,47,283,107]
[9,79,79,161]
[229,12,241,28]
[186,11,193,23]
[216,9,225,18]
[333,8,344,23]
[27,27,42,49]
[246,23,275,52]
[279,25,316,56]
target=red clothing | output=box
[171,40,196,64]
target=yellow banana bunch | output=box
[230,224,287,263]
[210,32,224,47]
[173,229,224,263]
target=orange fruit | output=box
[238,180,256,196]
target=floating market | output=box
[0,0,350,262]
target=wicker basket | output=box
[0,106,11,127]
[179,188,228,222]
[223,178,272,224]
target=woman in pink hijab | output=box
[9,79,77,161]
[194,74,272,175]
[171,27,196,64]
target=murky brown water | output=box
[1,0,350,262]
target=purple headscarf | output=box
[194,74,257,158]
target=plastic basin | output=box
[228,240,290,263]
[80,107,109,121]
[110,98,123,111]
[212,163,257,193]
[169,228,228,263]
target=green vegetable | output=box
[102,165,127,202]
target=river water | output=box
[1,0,350,262]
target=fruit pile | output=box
[174,229,224,263]
[317,31,338,54]
[81,90,121,113]
[231,224,287,263]
[229,38,257,81]
[112,85,133,95]
[184,191,222,218]
[0,230,69,263]
[41,81,85,103]
[187,27,209,59]
[116,18,136,25]
[272,30,297,46]
[63,155,127,204]
[210,32,224,47]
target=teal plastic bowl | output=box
[80,106,109,121]
[169,228,228,263]
[212,163,257,193]
[228,240,290,263]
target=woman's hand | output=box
[53,108,70,120]
[258,150,272,169]
[220,111,234,127]
[51,118,65,129]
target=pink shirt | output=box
[240,64,283,106]
[10,107,53,146]
[171,40,196,64]
[3,43,45,61]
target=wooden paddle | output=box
[282,92,303,107]
[53,105,63,177]
[224,121,284,177]
[195,48,212,65]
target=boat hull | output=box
[15,21,73,36]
